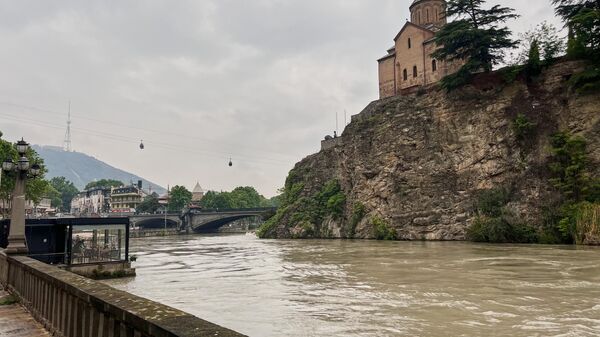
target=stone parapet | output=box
[321,137,343,151]
[0,251,246,337]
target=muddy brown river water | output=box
[104,234,600,337]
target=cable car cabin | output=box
[0,217,130,267]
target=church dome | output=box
[409,0,446,27]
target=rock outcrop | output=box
[263,61,600,240]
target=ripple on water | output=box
[104,235,600,337]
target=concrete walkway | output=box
[0,290,49,337]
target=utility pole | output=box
[335,111,339,135]
[164,185,169,234]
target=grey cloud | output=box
[0,0,561,196]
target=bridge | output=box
[127,207,276,233]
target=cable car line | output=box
[0,112,292,167]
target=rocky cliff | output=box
[261,61,600,240]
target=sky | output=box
[0,0,561,197]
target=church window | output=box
[403,69,408,81]
[427,9,430,22]
[408,38,411,49]
[413,66,418,77]
[432,60,437,72]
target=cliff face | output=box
[263,61,600,240]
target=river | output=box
[104,234,600,337]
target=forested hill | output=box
[33,145,166,194]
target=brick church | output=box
[377,0,463,98]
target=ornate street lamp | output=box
[1,138,41,254]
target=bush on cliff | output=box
[546,132,600,243]
[467,187,538,243]
[372,216,397,241]
[347,203,366,238]
[513,113,536,141]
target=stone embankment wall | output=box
[264,61,600,240]
[0,251,245,337]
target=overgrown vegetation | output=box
[512,114,536,141]
[553,0,600,93]
[568,66,600,93]
[466,187,538,243]
[433,0,519,91]
[256,169,347,238]
[548,132,600,244]
[347,203,366,238]
[372,216,397,241]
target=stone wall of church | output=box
[378,56,396,99]
[394,25,435,90]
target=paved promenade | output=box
[0,290,49,337]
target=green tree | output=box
[136,193,160,214]
[549,132,590,202]
[84,179,124,190]
[515,22,565,65]
[526,39,542,78]
[168,185,192,212]
[553,0,600,59]
[433,0,519,90]
[0,134,51,213]
[49,177,79,211]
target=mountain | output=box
[33,145,166,194]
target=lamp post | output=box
[2,138,41,254]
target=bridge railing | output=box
[0,251,246,337]
[188,207,277,214]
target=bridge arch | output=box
[134,218,180,229]
[191,215,260,233]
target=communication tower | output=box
[63,101,72,152]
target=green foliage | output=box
[0,134,51,212]
[317,180,346,219]
[553,0,600,60]
[568,66,600,94]
[168,185,192,212]
[85,179,123,190]
[136,193,160,214]
[515,21,565,65]
[513,114,536,141]
[573,202,600,244]
[439,67,473,91]
[49,177,79,211]
[526,39,543,78]
[548,132,591,202]
[199,186,270,209]
[468,187,538,243]
[567,34,589,59]
[372,216,396,240]
[256,205,288,238]
[348,203,366,238]
[547,132,599,244]
[498,65,524,84]
[433,0,519,90]
[556,202,600,243]
[476,187,511,218]
[467,215,538,243]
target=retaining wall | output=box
[0,251,246,337]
